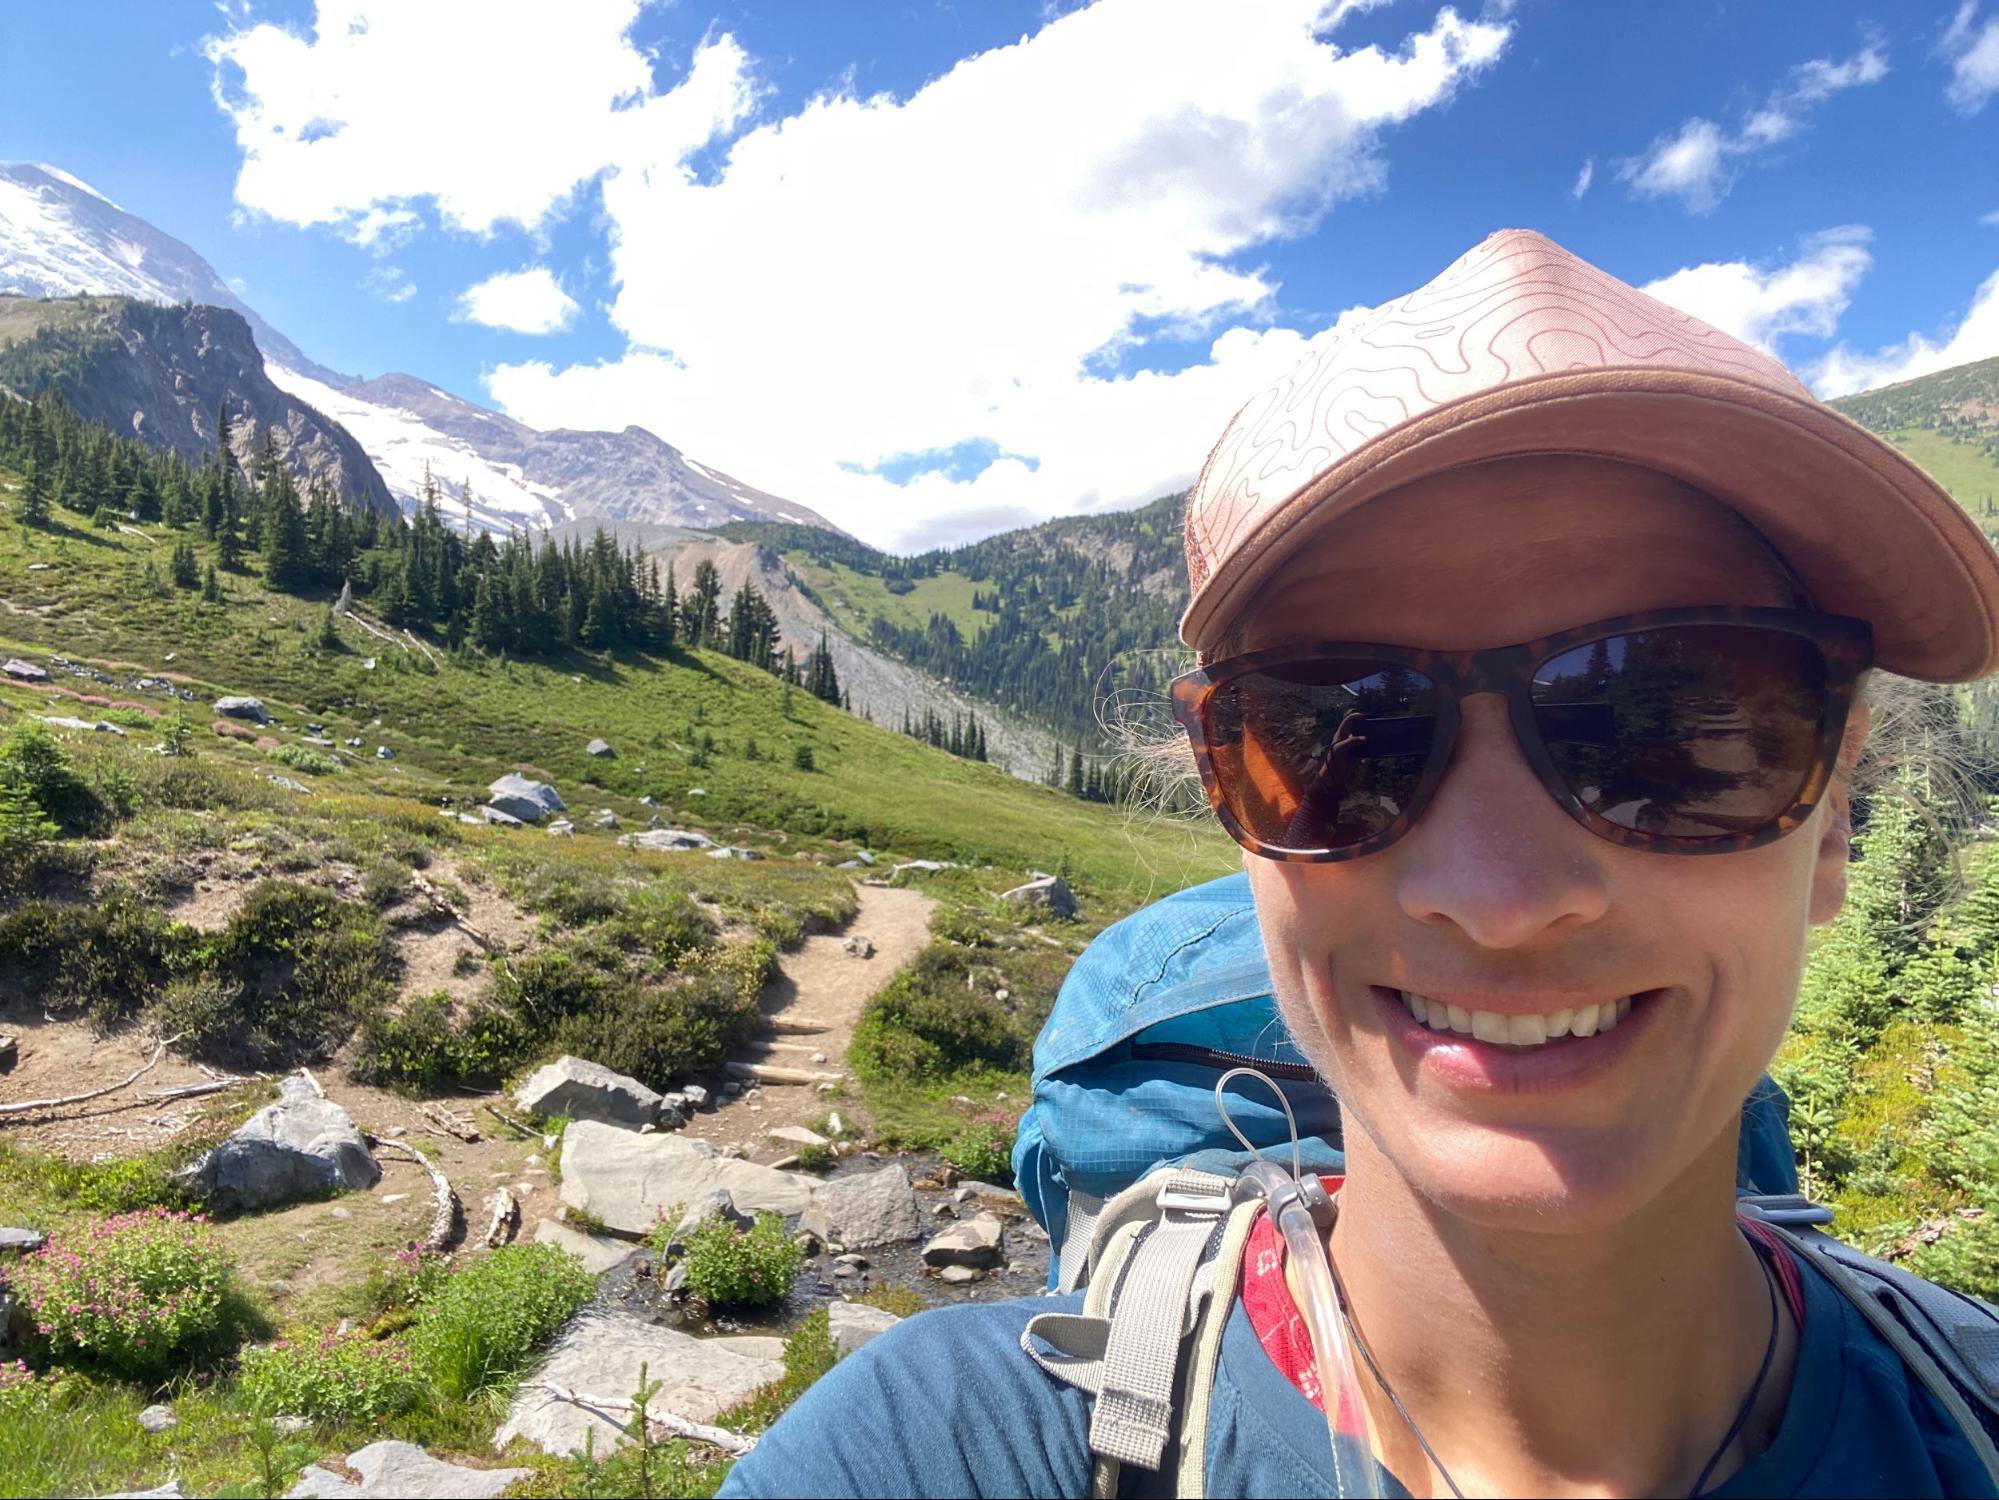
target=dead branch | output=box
[481,1187,519,1248]
[141,1077,248,1102]
[530,1383,757,1457]
[371,1136,460,1252]
[419,1101,481,1142]
[0,1039,170,1117]
[484,1104,554,1148]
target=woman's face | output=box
[1238,455,1856,1231]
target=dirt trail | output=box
[685,881,936,1160]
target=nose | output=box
[1394,694,1611,948]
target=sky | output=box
[2,0,1997,552]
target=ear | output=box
[1808,700,1871,927]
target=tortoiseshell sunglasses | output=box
[1169,606,1873,862]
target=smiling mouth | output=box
[1396,990,1636,1048]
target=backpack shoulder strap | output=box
[1742,1197,1999,1485]
[1023,1167,1258,1497]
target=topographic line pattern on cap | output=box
[1183,230,1814,591]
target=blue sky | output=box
[3,1,1997,549]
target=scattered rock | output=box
[922,1211,1004,1268]
[800,1163,923,1250]
[376,745,395,760]
[180,1076,380,1212]
[618,828,715,853]
[892,859,959,875]
[558,1120,815,1235]
[851,850,878,866]
[842,935,875,959]
[592,809,619,828]
[0,1227,47,1254]
[687,787,707,797]
[639,794,658,806]
[675,1189,756,1237]
[478,805,523,827]
[532,1219,638,1275]
[346,736,363,747]
[486,773,564,823]
[826,1301,902,1359]
[267,774,310,793]
[1001,874,1079,920]
[585,738,615,758]
[546,820,575,837]
[105,1485,185,1499]
[214,695,269,722]
[680,1083,711,1111]
[138,1403,177,1434]
[767,1125,829,1150]
[2,658,48,682]
[516,1056,665,1131]
[706,845,763,861]
[836,859,867,869]
[938,1264,984,1285]
[495,1310,783,1456]
[932,1202,958,1219]
[286,1440,530,1498]
[826,1112,846,1137]
[833,1251,869,1270]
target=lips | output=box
[1369,985,1661,1093]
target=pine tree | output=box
[201,562,223,604]
[15,450,49,524]
[169,539,200,588]
[318,605,341,651]
[1067,745,1085,797]
[0,775,58,860]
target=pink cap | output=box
[1179,229,1999,681]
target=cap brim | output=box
[1178,368,1999,682]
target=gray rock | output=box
[0,1226,47,1254]
[706,845,763,860]
[376,745,395,760]
[494,1310,784,1456]
[800,1164,923,1250]
[516,1056,664,1130]
[836,859,867,869]
[639,794,658,806]
[674,1188,755,1236]
[892,859,959,874]
[767,1124,830,1149]
[593,808,620,827]
[3,658,49,682]
[938,1264,984,1284]
[1001,874,1080,919]
[286,1440,530,1498]
[267,774,310,793]
[104,1485,185,1499]
[922,1211,1004,1268]
[214,695,269,722]
[586,738,615,757]
[42,715,125,734]
[681,1083,711,1110]
[477,805,522,827]
[486,773,564,823]
[532,1218,637,1275]
[618,827,715,852]
[842,935,875,959]
[181,1076,379,1212]
[687,787,708,797]
[852,850,878,866]
[138,1403,177,1433]
[545,820,575,837]
[828,1301,902,1358]
[345,736,363,747]
[558,1120,816,1236]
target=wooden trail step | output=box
[760,1015,834,1036]
[749,1040,828,1058]
[726,1060,845,1086]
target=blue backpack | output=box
[1009,873,1999,1494]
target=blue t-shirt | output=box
[722,1249,1997,1498]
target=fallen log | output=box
[0,1038,171,1117]
[371,1136,460,1252]
[530,1383,757,1457]
[481,1187,519,1248]
[725,1060,844,1087]
[419,1102,482,1143]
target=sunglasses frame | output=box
[1170,605,1875,863]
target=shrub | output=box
[943,1112,1018,1184]
[679,1212,803,1310]
[0,893,188,1028]
[548,971,757,1092]
[267,744,339,776]
[239,1330,425,1421]
[409,1242,595,1398]
[852,947,1024,1082]
[792,745,815,772]
[350,992,459,1092]
[0,723,108,834]
[9,1208,230,1380]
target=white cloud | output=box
[362,264,416,305]
[1983,207,1999,226]
[1943,3,1999,113]
[1616,41,1886,213]
[457,266,579,335]
[204,1,757,239]
[487,0,1511,550]
[1639,227,1873,354]
[1570,157,1594,199]
[1810,263,1999,397]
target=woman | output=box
[722,230,1999,1496]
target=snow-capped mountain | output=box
[0,161,841,536]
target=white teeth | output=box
[1400,992,1635,1047]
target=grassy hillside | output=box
[1831,353,1999,528]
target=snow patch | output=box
[33,163,121,210]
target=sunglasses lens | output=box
[1204,659,1441,853]
[1531,626,1833,839]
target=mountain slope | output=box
[1830,355,1999,522]
[0,295,397,516]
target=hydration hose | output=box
[1215,1067,1381,1500]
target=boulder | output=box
[585,738,615,758]
[516,1056,664,1130]
[286,1441,530,1498]
[495,1310,783,1456]
[827,1301,902,1359]
[477,805,522,827]
[41,715,124,734]
[842,935,875,959]
[487,773,564,823]
[558,1120,816,1236]
[767,1125,829,1150]
[0,1226,46,1255]
[673,1188,755,1237]
[800,1164,923,1250]
[214,695,270,722]
[1001,873,1079,919]
[618,828,714,852]
[532,1218,638,1275]
[181,1076,380,1212]
[138,1403,177,1434]
[921,1210,1004,1268]
[707,846,763,861]
[3,658,48,682]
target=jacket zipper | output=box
[1127,1041,1320,1081]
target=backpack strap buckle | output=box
[1737,1192,1837,1227]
